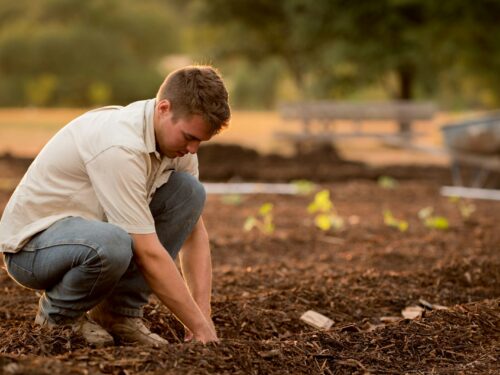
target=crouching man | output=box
[0,65,230,347]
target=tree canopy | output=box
[190,0,500,108]
[1,0,500,108]
[0,0,178,106]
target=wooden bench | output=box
[274,101,436,152]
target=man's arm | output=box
[179,216,213,318]
[131,232,217,343]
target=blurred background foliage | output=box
[0,0,500,109]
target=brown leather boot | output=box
[89,305,168,347]
[35,310,114,348]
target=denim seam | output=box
[85,245,105,299]
[24,239,108,252]
[6,254,35,276]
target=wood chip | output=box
[418,299,434,310]
[300,310,334,329]
[380,316,402,323]
[419,299,448,311]
[340,324,361,333]
[402,306,425,319]
[258,349,281,358]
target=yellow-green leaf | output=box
[331,216,344,230]
[398,221,409,232]
[243,217,257,232]
[384,210,408,232]
[308,190,332,213]
[315,214,332,231]
[418,206,434,220]
[263,222,275,234]
[258,203,273,216]
[221,194,243,205]
[378,176,398,189]
[459,202,476,219]
[425,216,449,230]
[291,179,316,195]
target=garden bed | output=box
[0,148,499,374]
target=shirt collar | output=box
[143,98,161,160]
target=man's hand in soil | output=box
[179,217,217,343]
[184,309,216,342]
[184,302,217,343]
[131,232,218,343]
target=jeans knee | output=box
[94,224,132,277]
[185,175,206,213]
[176,172,205,197]
[156,172,206,213]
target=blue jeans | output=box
[3,172,205,323]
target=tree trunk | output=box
[288,60,306,99]
[397,65,414,137]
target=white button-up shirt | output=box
[0,99,198,253]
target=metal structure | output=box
[441,114,500,188]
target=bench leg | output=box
[451,161,463,186]
[472,168,490,188]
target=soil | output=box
[0,145,499,374]
[197,143,455,185]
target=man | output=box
[0,65,230,347]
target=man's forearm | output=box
[131,232,216,342]
[180,218,213,315]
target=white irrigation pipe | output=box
[440,186,500,201]
[203,183,299,195]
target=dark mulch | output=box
[1,146,499,374]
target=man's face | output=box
[154,100,213,158]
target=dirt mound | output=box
[198,143,452,183]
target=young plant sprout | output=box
[291,179,316,195]
[307,190,344,231]
[220,194,243,205]
[378,175,399,189]
[243,202,275,234]
[448,196,476,220]
[418,206,449,230]
[383,210,409,232]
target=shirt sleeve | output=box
[85,146,156,234]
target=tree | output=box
[190,0,340,98]
[0,0,179,106]
[426,0,500,107]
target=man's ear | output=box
[157,99,171,115]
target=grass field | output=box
[0,107,475,166]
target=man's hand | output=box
[185,308,216,342]
[179,217,217,343]
[189,318,218,343]
[131,232,217,343]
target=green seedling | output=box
[308,190,332,213]
[418,206,449,230]
[383,210,409,232]
[291,179,316,195]
[243,202,275,234]
[448,196,476,220]
[220,194,243,205]
[378,176,399,189]
[308,190,344,231]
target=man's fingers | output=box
[184,328,194,342]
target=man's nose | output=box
[187,141,200,154]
